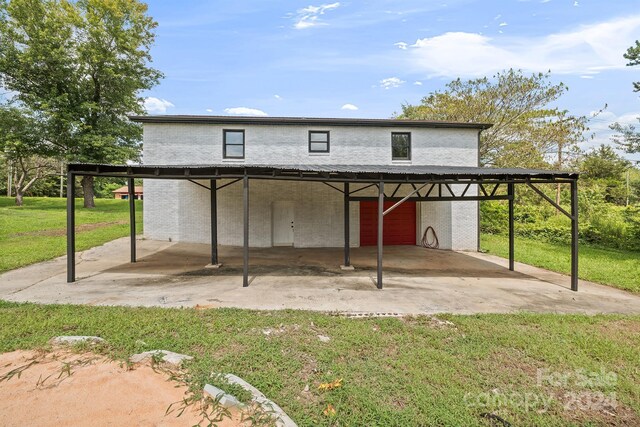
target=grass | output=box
[0,302,638,426]
[0,196,142,273]
[481,233,640,293]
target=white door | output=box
[272,201,294,246]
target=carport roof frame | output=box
[67,163,578,183]
[66,162,579,294]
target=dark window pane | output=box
[392,133,410,159]
[225,144,244,158]
[310,142,328,152]
[225,131,244,145]
[310,132,328,142]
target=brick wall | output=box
[143,122,479,250]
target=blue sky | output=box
[142,0,640,160]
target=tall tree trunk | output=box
[81,175,95,208]
[15,190,23,207]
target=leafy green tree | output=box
[0,0,162,207]
[398,69,589,169]
[581,145,631,180]
[610,40,640,153]
[0,106,58,205]
[580,144,631,205]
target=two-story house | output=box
[132,115,490,252]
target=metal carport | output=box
[66,163,579,290]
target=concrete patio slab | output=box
[0,237,638,315]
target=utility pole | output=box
[59,161,64,198]
[628,160,640,207]
[555,142,563,214]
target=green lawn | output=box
[481,233,640,293]
[0,196,142,273]
[0,302,638,426]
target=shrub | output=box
[481,199,640,251]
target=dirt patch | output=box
[0,349,243,427]
[11,221,127,238]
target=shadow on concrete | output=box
[105,243,534,280]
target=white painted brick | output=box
[142,122,479,250]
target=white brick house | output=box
[133,116,489,251]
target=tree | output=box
[0,106,58,205]
[610,40,640,153]
[624,40,640,92]
[580,144,631,205]
[581,145,631,180]
[398,69,589,169]
[0,0,162,207]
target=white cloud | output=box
[379,77,405,89]
[583,110,639,154]
[499,22,508,27]
[292,2,340,30]
[206,108,214,113]
[341,103,358,110]
[274,94,282,100]
[394,42,408,50]
[413,81,423,86]
[574,1,579,6]
[408,15,640,77]
[143,97,174,114]
[223,107,268,116]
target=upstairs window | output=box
[223,129,245,159]
[391,132,411,160]
[309,131,330,153]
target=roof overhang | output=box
[68,163,577,183]
[128,115,493,130]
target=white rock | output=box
[224,373,298,427]
[317,335,331,343]
[51,336,105,345]
[129,350,193,367]
[203,384,244,409]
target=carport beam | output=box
[344,182,350,266]
[571,179,579,291]
[128,178,136,263]
[66,172,75,283]
[210,179,218,265]
[508,183,514,271]
[377,181,384,289]
[243,175,249,287]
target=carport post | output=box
[210,179,218,265]
[377,181,384,289]
[508,182,514,271]
[570,179,579,291]
[343,182,350,266]
[243,175,249,287]
[66,171,75,283]
[128,178,136,263]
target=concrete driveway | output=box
[1,237,639,315]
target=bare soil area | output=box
[0,350,242,426]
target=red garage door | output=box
[360,201,416,246]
